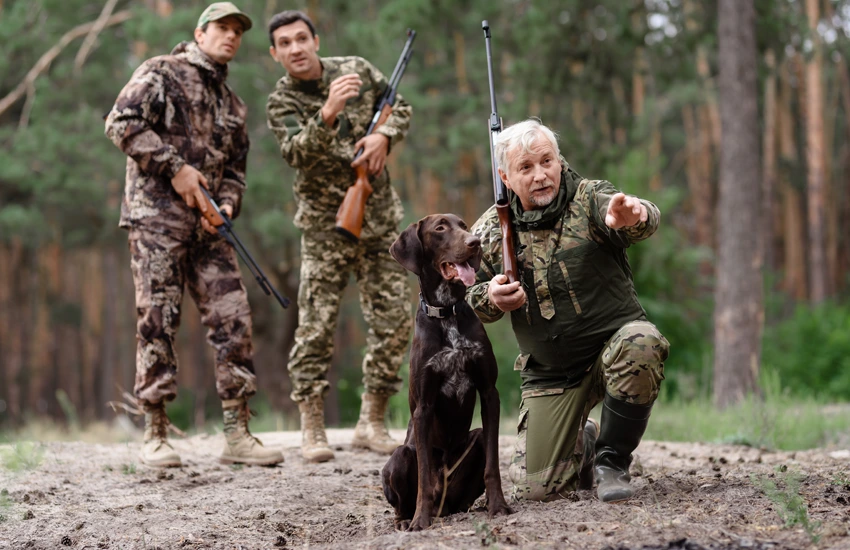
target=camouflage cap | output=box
[197,2,253,31]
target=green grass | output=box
[645,372,850,451]
[0,442,45,472]
[751,467,821,543]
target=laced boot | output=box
[578,417,599,490]
[594,393,653,503]
[298,396,334,463]
[219,398,284,466]
[351,392,400,454]
[140,403,181,468]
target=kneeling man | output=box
[466,119,669,502]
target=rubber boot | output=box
[298,396,334,463]
[351,392,400,454]
[140,403,181,468]
[594,393,652,503]
[578,417,599,490]
[219,398,284,466]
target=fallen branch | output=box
[0,9,133,119]
[74,0,121,74]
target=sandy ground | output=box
[1,429,849,550]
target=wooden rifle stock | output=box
[334,30,416,242]
[334,104,392,241]
[496,204,517,283]
[483,21,517,283]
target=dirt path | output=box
[1,430,849,549]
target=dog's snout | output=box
[465,235,481,249]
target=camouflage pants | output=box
[128,228,256,407]
[287,229,412,402]
[508,320,668,501]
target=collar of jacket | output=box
[171,41,229,83]
[284,57,341,95]
[510,162,577,232]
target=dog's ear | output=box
[390,221,424,275]
[469,244,483,272]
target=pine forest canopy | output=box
[1,0,850,425]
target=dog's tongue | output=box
[454,262,476,287]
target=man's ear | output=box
[315,34,321,53]
[498,167,511,192]
[269,45,276,60]
[389,221,423,275]
[194,27,204,44]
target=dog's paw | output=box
[488,499,514,518]
[407,513,432,532]
[395,519,411,531]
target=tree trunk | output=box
[762,50,778,273]
[779,58,807,299]
[713,0,763,408]
[804,0,828,302]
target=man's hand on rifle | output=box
[321,74,363,126]
[351,133,390,175]
[172,165,209,212]
[201,203,232,234]
[488,273,526,312]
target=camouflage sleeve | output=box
[465,207,505,323]
[585,180,661,247]
[104,61,186,179]
[364,59,412,151]
[218,104,249,219]
[266,84,338,171]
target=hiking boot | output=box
[594,393,653,503]
[298,396,334,463]
[219,398,284,466]
[578,417,599,490]
[351,392,400,454]
[140,403,181,468]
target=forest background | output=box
[1,0,849,445]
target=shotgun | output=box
[482,21,517,283]
[335,29,416,242]
[198,187,290,309]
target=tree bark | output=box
[779,58,807,299]
[713,0,763,408]
[804,0,828,302]
[762,50,778,273]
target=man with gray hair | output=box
[466,119,669,503]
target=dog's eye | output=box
[435,225,445,232]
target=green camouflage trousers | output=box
[128,228,256,406]
[287,229,413,402]
[508,320,668,501]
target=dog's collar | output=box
[419,293,462,319]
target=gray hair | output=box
[494,119,560,172]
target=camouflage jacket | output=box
[466,163,661,389]
[105,41,249,240]
[266,56,411,237]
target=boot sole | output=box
[219,456,284,466]
[302,450,335,463]
[351,439,398,454]
[140,458,182,468]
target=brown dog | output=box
[382,213,513,531]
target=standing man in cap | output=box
[265,10,413,463]
[105,3,284,468]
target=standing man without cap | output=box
[105,3,284,468]
[467,119,669,502]
[265,10,413,463]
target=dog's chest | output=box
[425,318,484,400]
